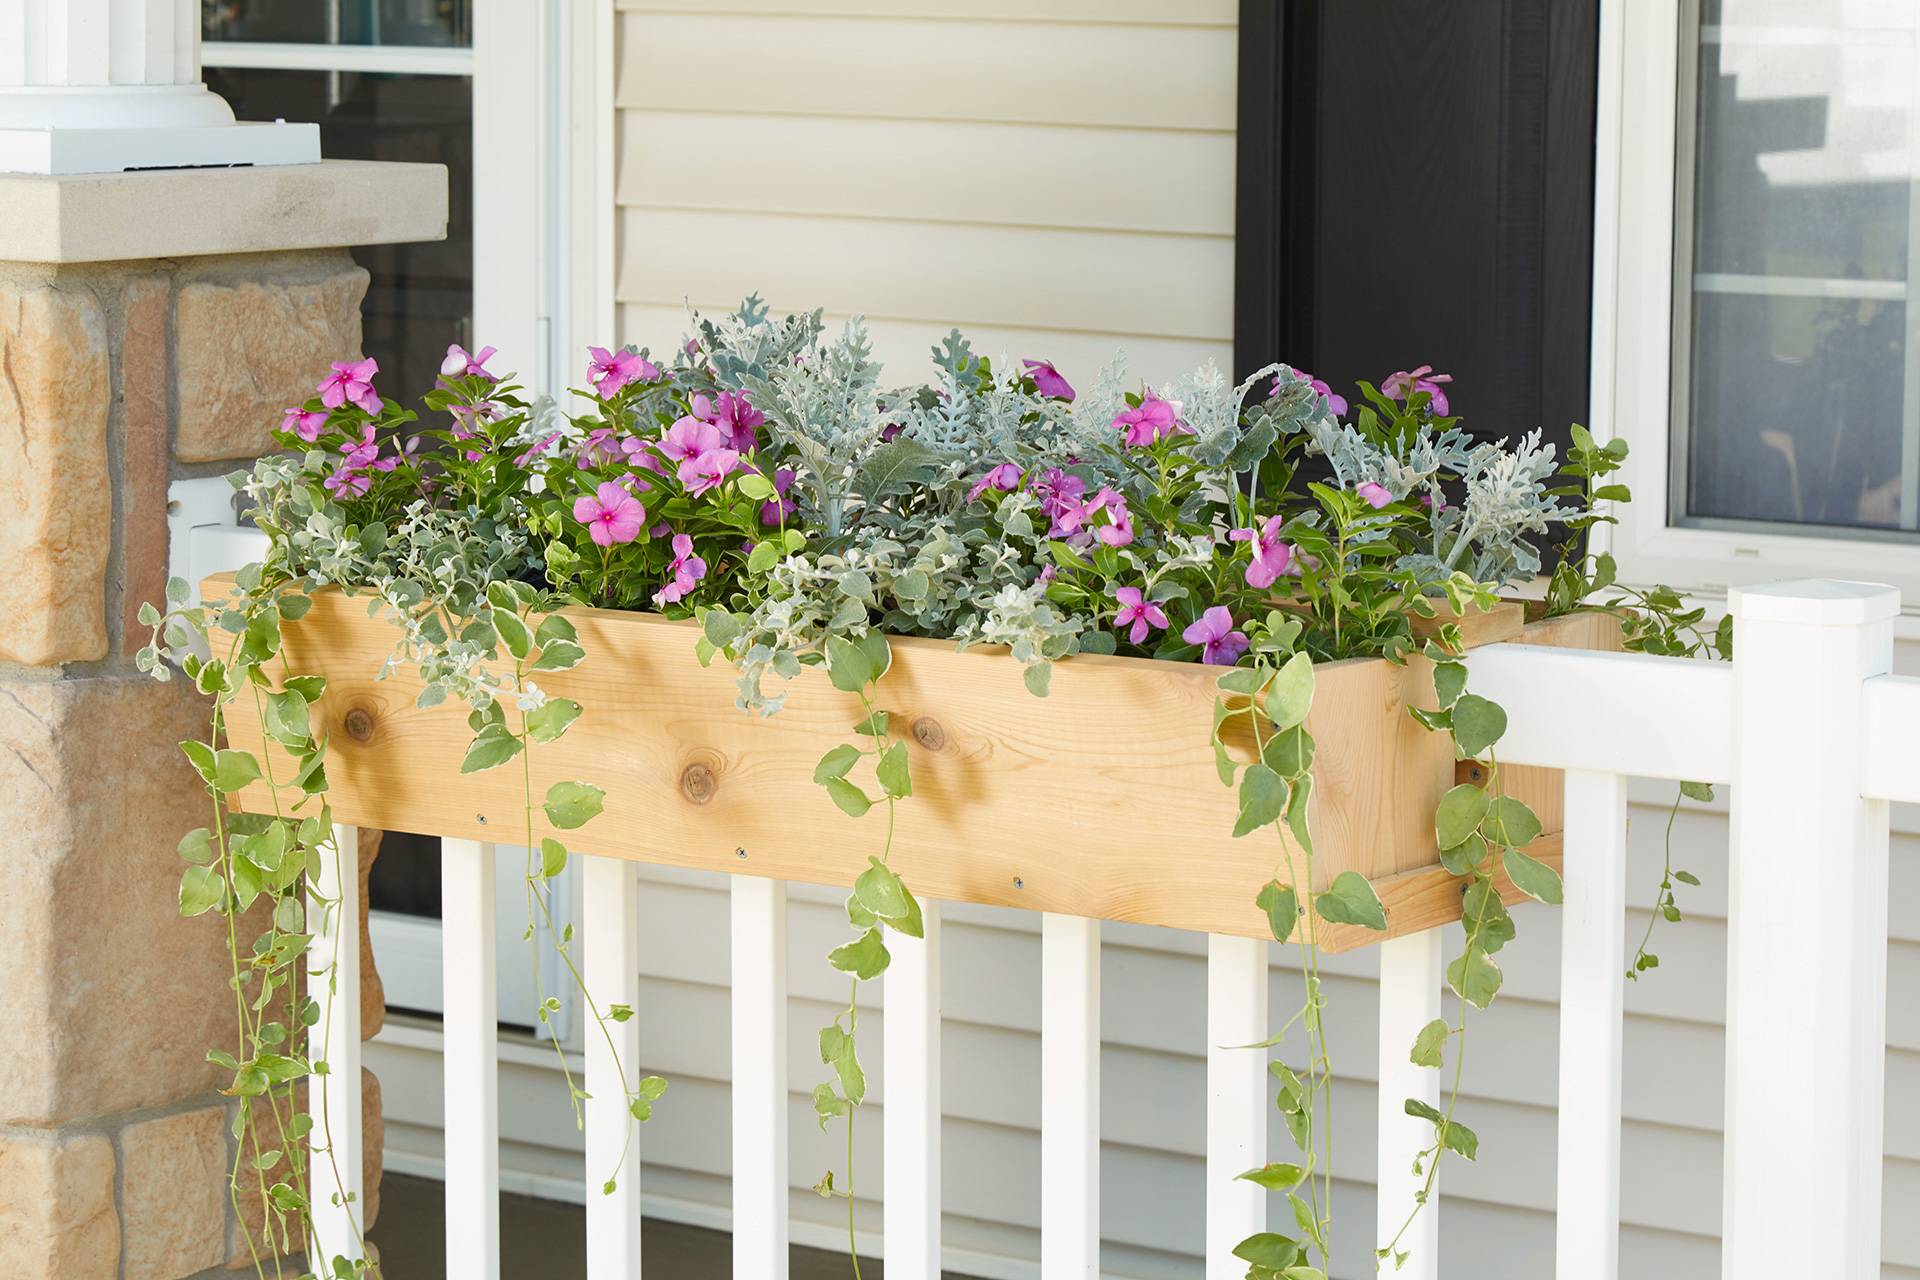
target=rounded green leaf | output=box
[1314,871,1387,932]
[1262,652,1315,730]
[1502,846,1563,905]
[1434,784,1491,850]
[1449,693,1507,759]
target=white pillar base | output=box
[0,120,318,175]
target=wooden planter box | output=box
[214,575,1616,952]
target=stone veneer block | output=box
[0,1128,119,1280]
[118,273,173,656]
[0,281,110,665]
[120,1106,228,1280]
[228,1068,383,1270]
[0,161,448,265]
[173,258,369,462]
[0,674,231,1125]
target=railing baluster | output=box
[1554,770,1628,1278]
[1205,933,1268,1279]
[731,876,789,1280]
[307,824,365,1270]
[1041,913,1101,1277]
[1376,929,1443,1279]
[583,853,643,1275]
[440,837,500,1279]
[884,900,943,1276]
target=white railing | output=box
[302,579,1915,1280]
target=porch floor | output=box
[366,1172,981,1278]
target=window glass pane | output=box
[202,0,471,47]
[203,67,473,403]
[1677,10,1917,537]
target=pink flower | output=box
[678,448,743,496]
[323,468,370,499]
[968,462,1024,504]
[1381,365,1453,415]
[1273,370,1348,418]
[683,337,700,358]
[1110,393,1189,448]
[1033,468,1089,536]
[694,390,765,454]
[281,407,329,442]
[573,481,646,547]
[1356,481,1392,509]
[587,346,660,399]
[1183,606,1250,666]
[1022,359,1075,402]
[339,424,397,473]
[1419,491,1446,514]
[879,423,904,443]
[653,533,708,606]
[760,468,797,526]
[660,415,727,463]
[515,431,563,466]
[449,400,501,440]
[576,427,623,467]
[1112,586,1169,645]
[439,343,499,381]
[1229,515,1296,589]
[1086,486,1134,547]
[1036,564,1057,585]
[318,358,381,415]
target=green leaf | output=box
[526,698,582,744]
[1232,1234,1301,1269]
[824,634,872,693]
[735,470,776,500]
[214,749,262,793]
[853,710,890,737]
[1236,1163,1307,1191]
[1432,660,1468,710]
[179,865,224,917]
[1023,662,1053,698]
[461,725,522,774]
[1679,780,1714,803]
[543,780,606,829]
[1410,1018,1448,1069]
[701,609,742,650]
[1674,869,1701,886]
[273,896,305,933]
[747,541,781,574]
[825,777,871,817]
[1403,1098,1479,1160]
[1255,881,1298,943]
[814,744,861,783]
[1449,694,1507,759]
[531,639,586,672]
[1234,764,1287,837]
[263,689,311,747]
[877,742,912,798]
[812,1083,848,1130]
[1502,846,1563,905]
[1285,772,1314,855]
[1434,784,1491,850]
[284,676,327,702]
[1446,946,1503,1009]
[541,838,568,879]
[1439,831,1487,878]
[534,614,578,648]
[858,629,892,680]
[1261,725,1314,778]
[1484,796,1542,848]
[1262,652,1315,729]
[492,606,533,660]
[854,857,913,925]
[828,927,892,980]
[1314,871,1387,931]
[819,1025,866,1105]
[178,828,216,865]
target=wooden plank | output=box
[618,113,1235,237]
[616,208,1233,342]
[215,578,1452,942]
[1315,836,1565,954]
[615,13,1236,131]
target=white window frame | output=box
[1595,0,1920,616]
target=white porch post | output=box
[0,0,317,173]
[1723,580,1896,1280]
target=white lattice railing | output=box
[296,578,1913,1279]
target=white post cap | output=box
[1728,579,1900,626]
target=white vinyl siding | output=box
[368,3,1920,1277]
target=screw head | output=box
[1013,877,1024,890]
[476,814,488,825]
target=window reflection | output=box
[202,0,471,48]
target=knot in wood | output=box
[910,716,946,752]
[679,761,718,805]
[343,707,375,743]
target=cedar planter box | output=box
[213,575,1616,952]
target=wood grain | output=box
[213,576,1608,946]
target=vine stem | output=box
[1627,791,1686,978]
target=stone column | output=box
[0,161,444,1280]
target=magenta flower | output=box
[660,415,727,463]
[323,468,370,499]
[694,390,765,454]
[1381,365,1453,415]
[678,447,743,496]
[968,462,1024,504]
[880,422,904,443]
[449,399,501,440]
[1036,564,1057,585]
[1033,468,1089,536]
[1272,370,1348,418]
[281,407,329,442]
[572,480,646,548]
[1183,606,1250,666]
[318,358,381,415]
[515,431,563,467]
[654,533,708,606]
[1229,515,1296,589]
[439,343,499,381]
[1086,486,1134,547]
[1110,393,1188,448]
[576,427,623,467]
[587,346,660,399]
[760,467,797,526]
[339,424,397,473]
[1022,359,1075,402]
[1419,491,1447,514]
[1112,586,1169,645]
[1355,481,1392,509]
